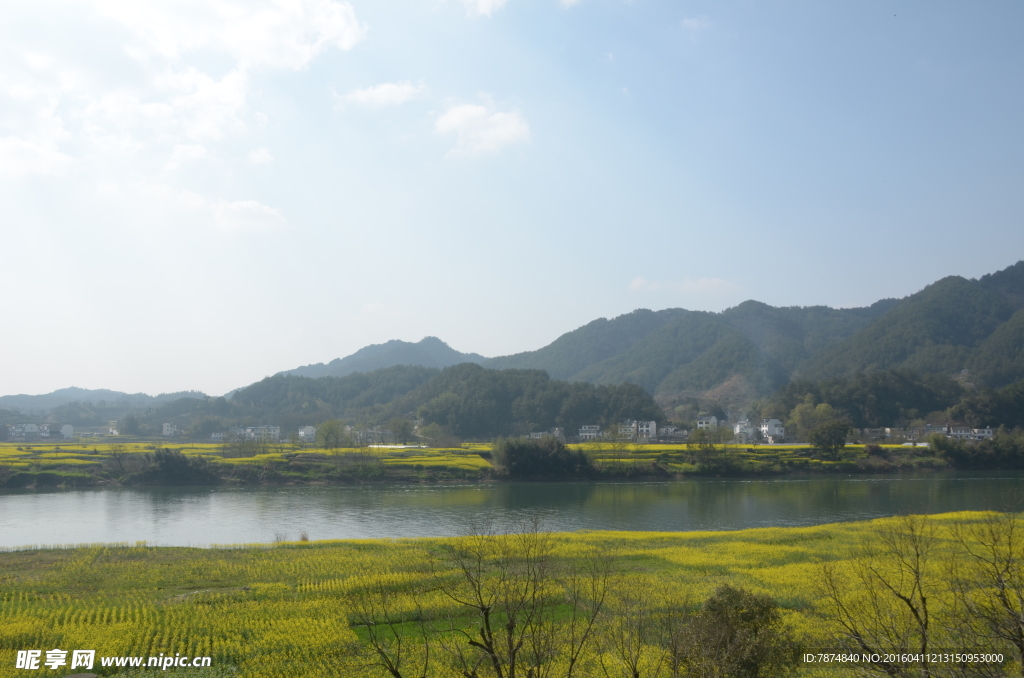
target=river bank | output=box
[0,439,998,489]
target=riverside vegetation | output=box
[1,512,1023,677]
[0,434,1010,489]
[3,431,1024,489]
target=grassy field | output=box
[0,439,944,488]
[1,512,1018,677]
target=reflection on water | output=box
[0,472,1021,547]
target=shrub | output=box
[491,437,595,479]
[138,449,218,485]
[683,585,803,677]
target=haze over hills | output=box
[0,388,207,416]
[6,261,1024,429]
[279,337,487,379]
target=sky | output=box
[2,0,1023,397]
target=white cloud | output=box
[165,143,209,170]
[0,0,364,215]
[248,148,273,164]
[628,276,741,295]
[345,80,425,107]
[463,0,510,17]
[435,102,530,155]
[680,16,712,34]
[92,0,367,70]
[0,135,73,177]
[214,200,288,232]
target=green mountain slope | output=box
[796,275,1015,381]
[134,364,663,440]
[482,308,688,379]
[280,337,486,379]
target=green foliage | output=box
[765,369,964,428]
[138,448,218,485]
[492,436,596,478]
[806,420,851,460]
[412,364,663,439]
[315,420,347,449]
[685,584,803,678]
[928,428,1024,469]
[801,275,1016,381]
[948,378,1024,428]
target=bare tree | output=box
[598,579,671,678]
[435,523,556,678]
[949,511,1024,674]
[818,514,943,678]
[347,578,432,678]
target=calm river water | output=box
[1,472,1021,548]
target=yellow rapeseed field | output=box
[1,512,1018,677]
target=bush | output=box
[930,428,1024,469]
[683,585,803,677]
[491,437,595,479]
[138,449,219,485]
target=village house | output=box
[760,418,785,444]
[696,415,718,431]
[733,419,757,443]
[578,425,601,441]
[162,423,178,437]
[245,425,281,442]
[7,423,49,441]
[298,426,316,442]
[617,420,658,441]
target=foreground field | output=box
[1,512,1021,677]
[0,439,946,488]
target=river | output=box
[1,472,1021,548]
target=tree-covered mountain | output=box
[279,337,487,379]
[483,261,1024,407]
[132,364,664,441]
[0,388,207,417]
[795,273,1022,384]
[482,308,689,379]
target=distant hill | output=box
[795,265,1024,386]
[481,261,1024,408]
[279,337,487,379]
[133,364,663,440]
[0,387,207,416]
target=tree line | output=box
[120,364,665,442]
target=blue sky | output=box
[2,0,1022,396]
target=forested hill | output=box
[279,337,486,379]
[484,261,1024,404]
[128,364,663,441]
[0,388,207,417]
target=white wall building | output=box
[696,416,718,431]
[298,426,317,442]
[760,418,785,443]
[733,420,756,443]
[162,423,178,437]
[61,425,74,439]
[246,425,281,441]
[579,425,601,441]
